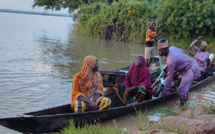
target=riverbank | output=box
[133,102,215,134]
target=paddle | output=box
[185,36,203,53]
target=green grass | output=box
[61,101,215,134]
[179,102,189,111]
[204,101,215,114]
[147,119,186,134]
[155,107,179,116]
[131,109,186,133]
[61,120,128,134]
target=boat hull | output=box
[0,56,214,133]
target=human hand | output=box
[161,90,170,99]
[88,100,98,111]
[125,87,136,95]
[113,84,118,89]
[197,36,203,40]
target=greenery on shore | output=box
[61,120,128,134]
[60,102,215,134]
[33,0,215,52]
[75,0,215,41]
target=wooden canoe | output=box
[1,58,214,133]
[101,56,162,87]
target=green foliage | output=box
[61,120,128,134]
[75,0,215,42]
[155,107,179,116]
[33,0,115,12]
[148,119,186,134]
[34,0,215,43]
[155,0,215,39]
[132,108,186,133]
[76,0,160,42]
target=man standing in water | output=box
[157,39,201,105]
[145,19,162,67]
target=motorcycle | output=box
[152,66,181,97]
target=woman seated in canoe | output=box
[114,55,152,105]
[71,55,111,113]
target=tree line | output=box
[33,0,215,43]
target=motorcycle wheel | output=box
[153,83,164,97]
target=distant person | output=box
[157,39,201,105]
[145,19,162,67]
[114,55,152,105]
[190,36,210,74]
[71,55,111,113]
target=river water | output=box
[0,12,215,134]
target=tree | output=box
[32,0,116,12]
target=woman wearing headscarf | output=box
[115,55,152,105]
[71,55,111,113]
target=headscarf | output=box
[201,41,207,47]
[157,39,168,50]
[122,55,152,95]
[71,55,103,107]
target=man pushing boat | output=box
[157,39,201,105]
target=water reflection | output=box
[0,12,215,134]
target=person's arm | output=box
[122,67,132,88]
[138,69,152,89]
[163,63,175,93]
[148,30,162,39]
[92,92,102,102]
[125,86,138,95]
[196,52,210,63]
[92,73,104,103]
[190,36,203,53]
[79,95,98,110]
[71,74,85,106]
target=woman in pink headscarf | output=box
[115,55,152,105]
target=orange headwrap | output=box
[71,55,103,107]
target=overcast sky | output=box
[0,0,69,14]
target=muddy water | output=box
[0,12,215,133]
